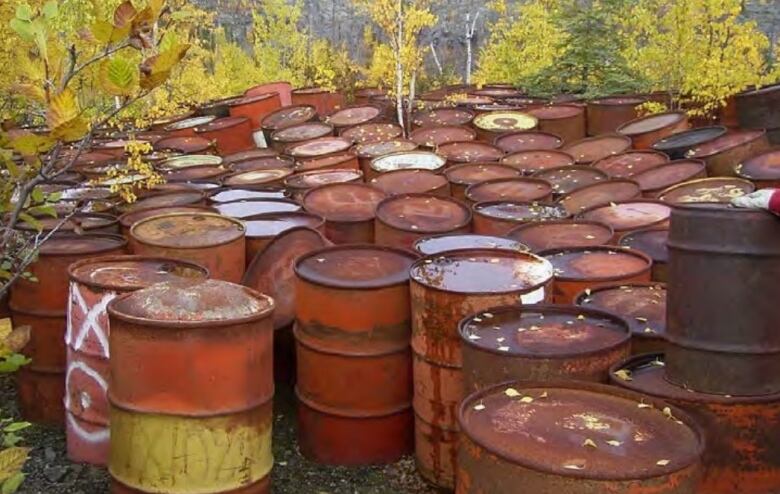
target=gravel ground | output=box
[0,376,439,494]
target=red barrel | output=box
[617,111,689,149]
[369,169,450,197]
[562,134,633,165]
[325,105,383,133]
[737,148,780,189]
[374,194,472,249]
[410,125,477,149]
[213,198,301,220]
[163,116,216,138]
[194,117,255,155]
[633,160,707,198]
[578,200,671,243]
[260,105,318,141]
[619,227,669,281]
[341,123,403,145]
[302,183,386,243]
[369,150,446,181]
[438,141,504,166]
[245,81,292,105]
[445,163,522,200]
[507,219,614,252]
[268,122,334,152]
[356,140,418,176]
[658,178,755,204]
[501,149,576,175]
[472,201,567,236]
[471,111,538,142]
[413,234,529,255]
[411,108,474,129]
[586,96,645,136]
[291,87,344,115]
[465,177,553,204]
[243,212,324,264]
[686,129,770,177]
[222,169,294,189]
[526,105,586,143]
[558,179,641,216]
[593,150,669,179]
[284,169,363,202]
[494,131,564,153]
[228,93,282,129]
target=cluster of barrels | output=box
[4,79,780,494]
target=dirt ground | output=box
[0,377,440,494]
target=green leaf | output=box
[8,135,54,157]
[15,5,33,21]
[2,434,22,448]
[91,20,131,44]
[2,424,30,434]
[8,19,33,42]
[30,189,44,204]
[99,56,138,96]
[1,473,25,494]
[27,205,56,218]
[41,1,58,20]
[17,213,42,232]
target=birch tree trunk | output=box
[395,0,405,132]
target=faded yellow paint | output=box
[109,401,273,494]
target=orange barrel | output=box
[291,87,344,115]
[212,198,300,220]
[586,96,646,135]
[576,282,667,355]
[558,179,642,216]
[437,141,504,167]
[228,93,283,129]
[294,151,360,174]
[410,125,477,149]
[500,149,575,175]
[229,156,294,174]
[465,177,553,204]
[356,139,418,177]
[374,194,472,249]
[507,219,614,252]
[130,212,246,283]
[194,117,255,156]
[617,111,689,149]
[562,134,633,165]
[107,280,274,494]
[286,136,353,166]
[612,353,780,494]
[268,121,334,153]
[341,122,403,145]
[578,200,671,243]
[540,245,653,304]
[245,81,293,105]
[153,136,213,155]
[369,169,450,197]
[413,234,529,255]
[633,160,707,198]
[221,168,294,189]
[494,130,564,153]
[411,108,474,129]
[409,249,554,488]
[472,201,567,236]
[243,212,324,264]
[284,169,363,203]
[737,148,780,189]
[458,380,703,494]
[302,183,386,244]
[444,163,521,201]
[619,227,669,282]
[260,105,318,143]
[657,177,755,204]
[686,129,770,177]
[526,105,586,143]
[293,245,418,464]
[325,105,383,133]
[459,304,630,392]
[592,150,669,179]
[65,256,208,465]
[10,234,127,424]
[368,150,446,181]
[471,111,537,143]
[162,115,216,138]
[118,205,217,243]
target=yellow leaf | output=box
[139,44,190,90]
[47,89,79,131]
[91,20,131,44]
[11,84,45,103]
[613,369,633,382]
[9,135,55,157]
[0,319,11,343]
[519,396,534,404]
[51,116,89,142]
[0,324,30,356]
[656,459,670,466]
[606,440,622,447]
[473,403,485,411]
[637,402,652,409]
[0,447,30,483]
[582,438,597,449]
[504,388,521,398]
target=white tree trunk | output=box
[395,0,405,132]
[407,69,417,127]
[430,42,443,75]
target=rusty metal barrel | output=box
[619,227,669,282]
[666,204,780,396]
[592,150,669,179]
[243,212,324,264]
[374,194,472,250]
[686,129,770,177]
[617,111,689,150]
[459,304,630,392]
[410,249,554,488]
[562,134,632,165]
[507,219,613,252]
[107,279,274,494]
[413,234,529,255]
[586,96,645,136]
[578,200,671,243]
[10,233,127,424]
[612,353,780,494]
[65,256,208,465]
[445,163,521,201]
[457,380,704,494]
[526,105,586,143]
[634,160,707,198]
[293,245,418,465]
[369,169,450,197]
[494,131,563,153]
[130,212,246,283]
[472,201,567,236]
[302,183,386,244]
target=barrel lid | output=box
[658,177,755,204]
[303,183,386,222]
[474,201,567,222]
[563,135,632,164]
[164,166,226,182]
[243,212,324,238]
[459,304,629,357]
[526,104,584,120]
[231,156,294,173]
[154,137,211,155]
[214,199,301,219]
[633,160,706,194]
[228,92,277,106]
[494,131,564,153]
[119,205,215,229]
[466,178,553,203]
[69,255,208,291]
[473,112,538,131]
[508,220,614,252]
[293,152,356,173]
[473,104,525,113]
[371,151,446,173]
[326,105,381,127]
[438,141,504,163]
[737,149,780,180]
[558,180,641,215]
[39,233,126,256]
[618,227,669,263]
[588,96,645,106]
[222,168,292,187]
[501,150,575,174]
[445,163,521,185]
[535,166,608,198]
[109,279,273,324]
[409,126,477,147]
[270,122,333,143]
[541,246,651,281]
[287,136,352,158]
[410,248,553,294]
[369,169,448,195]
[593,151,669,179]
[356,139,418,158]
[341,123,403,144]
[285,169,363,190]
[131,212,245,248]
[261,105,317,131]
[121,191,204,214]
[651,126,726,158]
[459,381,702,479]
[580,201,671,233]
[160,155,223,170]
[376,194,471,233]
[471,87,523,98]
[413,234,529,255]
[577,283,666,339]
[209,188,288,203]
[295,244,418,289]
[222,148,279,165]
[686,129,766,159]
[412,108,474,127]
[194,116,248,133]
[151,110,195,128]
[617,111,687,136]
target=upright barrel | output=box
[107,280,274,494]
[294,245,418,464]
